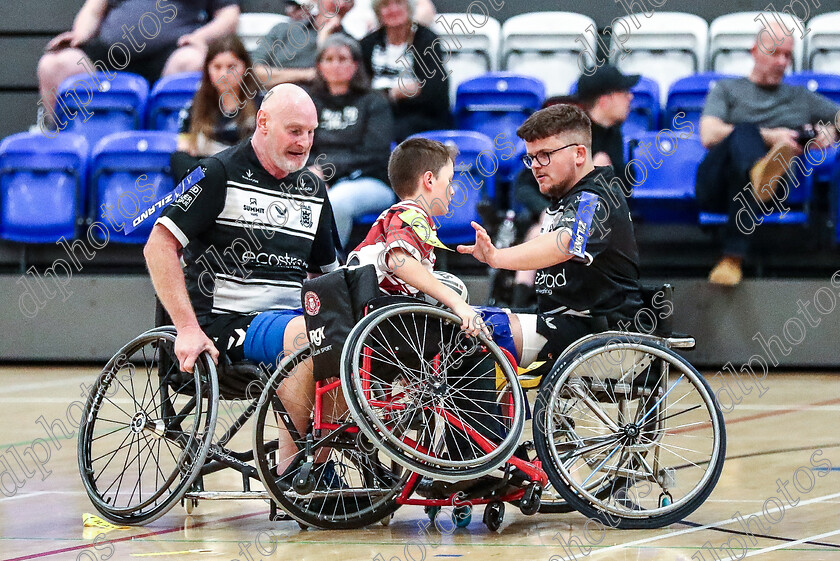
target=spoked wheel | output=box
[533,335,726,529]
[78,328,218,525]
[341,304,526,481]
[254,346,408,529]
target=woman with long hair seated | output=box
[359,0,452,142]
[307,34,394,250]
[175,35,261,168]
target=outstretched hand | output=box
[457,221,497,267]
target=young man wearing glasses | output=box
[458,104,643,366]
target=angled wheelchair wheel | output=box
[77,328,219,525]
[533,335,726,529]
[253,346,408,529]
[341,304,526,482]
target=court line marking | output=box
[716,529,840,560]
[591,490,840,557]
[678,520,840,550]
[2,374,96,394]
[1,511,266,561]
[723,397,840,427]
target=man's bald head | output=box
[252,84,319,178]
[750,22,794,87]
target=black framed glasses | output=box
[521,143,581,169]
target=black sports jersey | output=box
[158,139,339,323]
[536,166,642,322]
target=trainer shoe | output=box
[749,142,796,203]
[315,460,348,490]
[708,256,743,287]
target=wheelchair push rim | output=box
[341,304,526,482]
[534,337,725,528]
[77,328,219,524]
[254,346,409,529]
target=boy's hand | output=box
[452,300,490,339]
[456,221,497,267]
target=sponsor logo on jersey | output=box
[240,251,306,268]
[243,169,259,183]
[243,197,266,217]
[535,269,567,290]
[171,184,202,212]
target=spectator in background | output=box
[359,0,452,141]
[698,22,839,286]
[507,69,637,307]
[176,35,261,159]
[37,0,240,127]
[306,34,394,250]
[574,64,638,172]
[252,0,354,88]
[342,0,437,39]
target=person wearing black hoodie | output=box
[359,0,452,142]
[306,34,394,249]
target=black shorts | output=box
[80,39,178,85]
[536,314,609,362]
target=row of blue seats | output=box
[52,71,201,146]
[53,68,840,154]
[0,131,176,244]
[2,127,839,248]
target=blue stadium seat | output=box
[783,72,840,104]
[145,72,202,131]
[0,132,89,243]
[57,72,149,147]
[407,130,496,245]
[699,164,814,226]
[833,155,840,244]
[628,132,706,223]
[781,72,840,185]
[90,131,177,244]
[665,73,737,131]
[454,73,545,191]
[625,77,661,137]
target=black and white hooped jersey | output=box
[157,139,339,323]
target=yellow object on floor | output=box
[82,513,130,530]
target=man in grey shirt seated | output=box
[697,22,839,286]
[253,0,353,88]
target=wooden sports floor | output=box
[1,366,838,561]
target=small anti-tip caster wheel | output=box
[454,505,472,528]
[483,501,504,531]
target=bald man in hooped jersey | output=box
[145,83,339,381]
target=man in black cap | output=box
[574,64,639,173]
[507,65,638,307]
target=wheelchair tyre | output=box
[253,346,409,529]
[341,304,526,481]
[78,328,218,525]
[533,335,726,529]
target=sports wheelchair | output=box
[76,312,293,525]
[78,281,724,529]
[251,284,726,531]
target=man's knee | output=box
[163,46,204,74]
[38,49,87,82]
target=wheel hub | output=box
[622,424,640,442]
[130,412,147,434]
